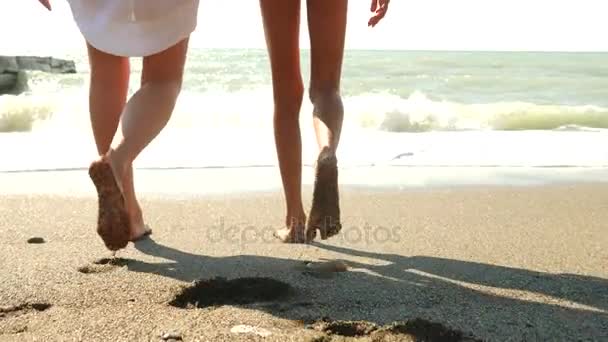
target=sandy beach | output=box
[2,3,608,340]
[1,170,607,341]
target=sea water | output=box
[1,49,607,175]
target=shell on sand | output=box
[305,260,348,273]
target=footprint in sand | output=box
[77,257,130,274]
[307,318,482,342]
[169,277,294,309]
[0,303,52,320]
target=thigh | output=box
[87,42,130,89]
[141,38,190,86]
[259,0,303,91]
[306,0,348,93]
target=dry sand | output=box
[1,182,607,341]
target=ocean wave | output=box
[349,91,608,132]
[1,89,607,133]
[0,94,55,132]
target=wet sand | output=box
[1,180,607,341]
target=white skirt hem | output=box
[68,1,199,57]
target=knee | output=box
[274,80,304,106]
[309,83,341,104]
[273,80,304,117]
[143,79,183,102]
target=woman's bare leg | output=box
[112,38,188,240]
[96,38,189,242]
[306,0,347,240]
[260,0,307,243]
[87,42,129,155]
[87,43,148,241]
[87,43,134,250]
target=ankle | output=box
[285,211,306,228]
[109,146,135,172]
[317,147,338,167]
[127,202,142,216]
[318,145,335,156]
[106,149,123,171]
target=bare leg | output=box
[305,0,347,240]
[87,42,129,155]
[111,41,188,241]
[86,43,132,250]
[109,38,188,240]
[260,0,307,243]
[86,43,150,242]
[89,38,189,247]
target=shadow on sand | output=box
[126,237,608,341]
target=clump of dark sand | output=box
[93,257,130,266]
[307,318,482,342]
[77,257,130,274]
[381,319,481,342]
[319,320,378,337]
[169,277,293,309]
[0,303,51,319]
[27,237,45,244]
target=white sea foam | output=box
[3,89,607,134]
[2,50,608,171]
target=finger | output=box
[377,6,387,19]
[368,16,379,27]
[39,0,51,11]
[370,0,377,12]
[377,1,389,15]
[368,8,387,27]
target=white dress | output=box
[66,0,200,57]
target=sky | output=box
[1,0,607,56]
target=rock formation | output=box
[0,56,76,95]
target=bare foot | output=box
[88,154,130,251]
[128,206,151,241]
[274,216,307,243]
[306,147,342,240]
[120,162,152,241]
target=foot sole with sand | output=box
[306,147,342,241]
[88,159,131,251]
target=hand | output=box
[368,0,389,27]
[38,0,51,11]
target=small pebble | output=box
[231,325,272,337]
[27,237,45,244]
[161,332,182,341]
